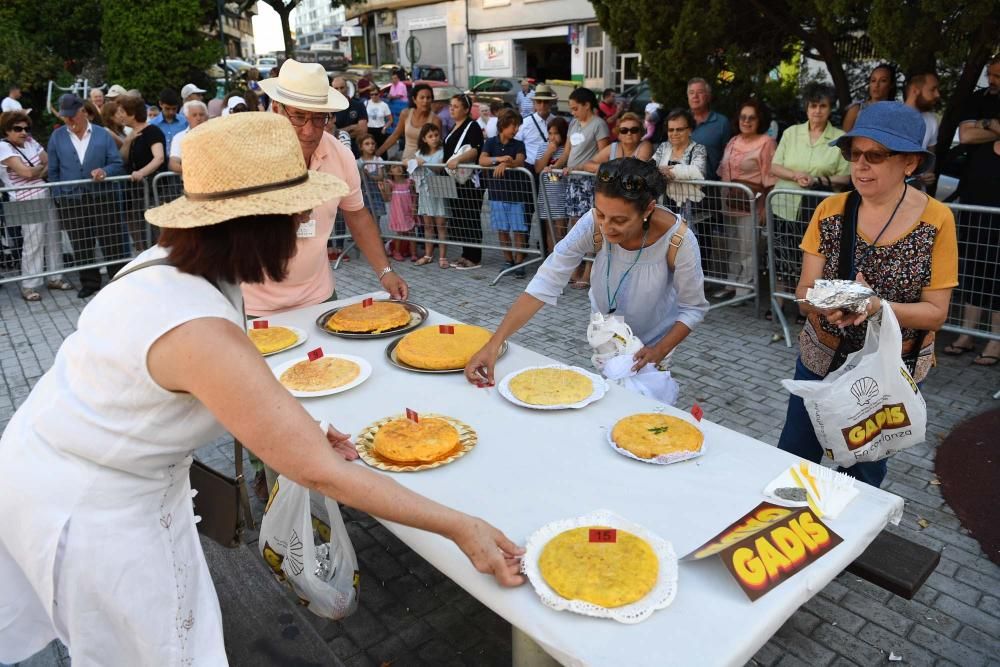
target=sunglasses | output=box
[597,161,650,197]
[11,125,30,133]
[739,115,758,122]
[617,126,642,135]
[840,146,899,164]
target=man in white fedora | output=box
[252,59,408,318]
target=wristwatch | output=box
[377,266,394,281]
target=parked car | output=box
[621,81,653,117]
[255,56,277,71]
[411,64,447,83]
[468,77,534,108]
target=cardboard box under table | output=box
[261,292,904,667]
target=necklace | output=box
[857,183,908,268]
[605,224,650,314]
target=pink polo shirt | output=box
[242,133,364,316]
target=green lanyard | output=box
[605,225,649,314]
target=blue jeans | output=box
[777,357,889,488]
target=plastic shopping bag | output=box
[588,312,679,406]
[782,306,926,467]
[259,475,360,620]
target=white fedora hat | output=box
[259,59,348,113]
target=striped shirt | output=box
[0,138,47,201]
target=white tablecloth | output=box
[260,292,904,667]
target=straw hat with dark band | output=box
[258,59,348,112]
[145,113,348,229]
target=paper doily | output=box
[521,509,678,623]
[497,365,609,410]
[606,426,706,466]
[355,413,477,472]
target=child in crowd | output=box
[536,116,569,251]
[413,123,448,268]
[384,163,416,260]
[480,109,528,277]
[356,135,386,230]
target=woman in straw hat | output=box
[0,113,524,665]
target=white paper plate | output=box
[605,423,706,466]
[272,353,372,398]
[521,509,678,623]
[247,324,308,357]
[497,364,609,410]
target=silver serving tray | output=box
[315,300,429,339]
[385,336,508,374]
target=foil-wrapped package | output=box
[799,279,876,313]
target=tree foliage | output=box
[101,0,222,101]
[591,0,997,152]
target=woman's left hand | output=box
[130,171,143,182]
[632,344,668,372]
[323,423,359,461]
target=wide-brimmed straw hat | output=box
[145,113,347,229]
[258,59,349,112]
[532,84,557,101]
[831,101,934,173]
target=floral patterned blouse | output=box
[798,192,958,382]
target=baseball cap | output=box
[58,94,84,117]
[106,84,128,99]
[181,83,207,99]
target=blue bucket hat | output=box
[830,101,933,173]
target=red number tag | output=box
[589,529,617,543]
[691,402,704,422]
[405,408,419,423]
[439,324,455,335]
[362,297,374,308]
[307,347,324,362]
[252,320,269,329]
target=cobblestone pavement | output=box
[2,248,998,667]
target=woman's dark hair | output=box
[450,93,473,112]
[730,99,771,135]
[83,101,103,126]
[410,83,433,108]
[547,116,568,145]
[595,158,666,214]
[496,108,522,132]
[417,122,440,155]
[802,82,836,107]
[869,63,898,101]
[118,94,148,122]
[664,108,695,130]
[158,215,299,285]
[0,110,31,135]
[101,100,124,135]
[568,87,598,110]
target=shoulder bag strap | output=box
[530,113,546,143]
[825,190,862,375]
[109,256,255,533]
[666,218,689,272]
[3,139,36,167]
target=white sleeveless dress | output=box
[0,245,242,665]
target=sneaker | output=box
[711,288,736,299]
[502,261,515,271]
[514,267,526,279]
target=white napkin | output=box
[603,355,679,406]
[665,164,705,204]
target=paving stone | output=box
[337,603,390,650]
[416,638,466,667]
[802,595,865,634]
[884,596,961,638]
[855,623,937,665]
[907,624,988,667]
[772,627,836,666]
[358,544,407,582]
[839,590,915,636]
[366,634,421,667]
[810,623,886,666]
[955,624,1000,658]
[925,571,983,606]
[749,641,785,667]
[931,594,1000,637]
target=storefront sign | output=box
[478,40,509,71]
[684,501,842,601]
[408,16,446,30]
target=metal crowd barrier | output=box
[360,160,544,286]
[1,175,149,287]
[537,169,760,312]
[152,171,184,206]
[765,189,1000,348]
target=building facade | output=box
[346,0,634,90]
[221,2,257,60]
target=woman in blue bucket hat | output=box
[776,101,958,488]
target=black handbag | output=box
[111,258,255,547]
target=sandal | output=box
[414,255,433,266]
[942,343,975,356]
[21,288,41,302]
[570,280,590,290]
[46,279,74,291]
[973,355,999,367]
[438,258,450,269]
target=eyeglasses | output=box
[281,104,332,128]
[840,147,899,164]
[597,161,649,197]
[667,126,690,133]
[738,115,757,122]
[617,126,642,135]
[10,125,30,133]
